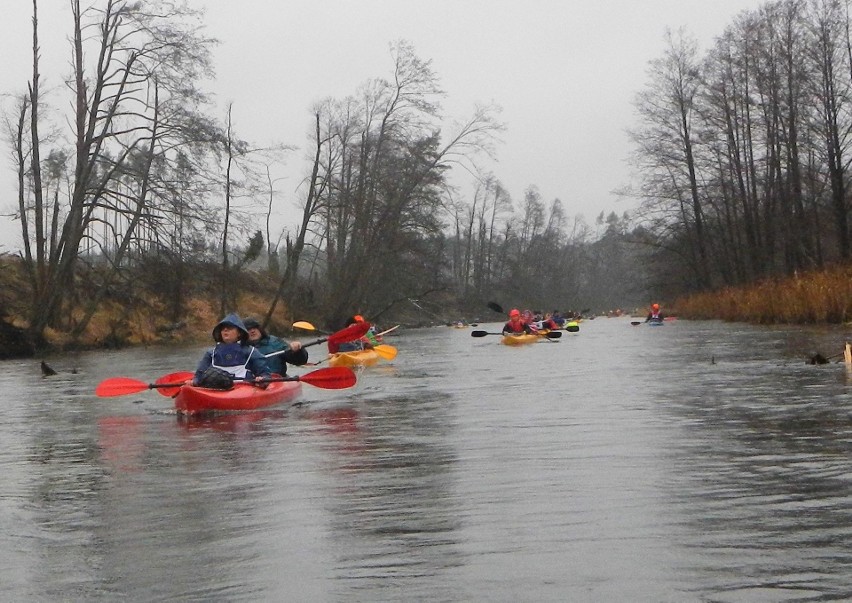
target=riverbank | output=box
[0,289,294,360]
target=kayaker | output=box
[645,303,665,323]
[502,308,534,335]
[192,313,272,387]
[521,309,540,332]
[244,317,308,376]
[537,312,560,331]
[329,315,374,353]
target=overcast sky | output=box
[0,0,768,253]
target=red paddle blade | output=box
[327,321,371,345]
[297,367,357,389]
[155,371,193,397]
[95,377,150,397]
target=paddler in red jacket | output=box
[502,308,533,335]
[328,315,375,353]
[644,303,665,323]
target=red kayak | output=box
[95,367,355,414]
[174,380,302,414]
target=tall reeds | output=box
[675,266,852,324]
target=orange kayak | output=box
[174,380,302,414]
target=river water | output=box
[2,317,851,601]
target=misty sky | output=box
[0,0,769,253]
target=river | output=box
[1,317,851,601]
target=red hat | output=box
[354,314,365,322]
[509,308,521,317]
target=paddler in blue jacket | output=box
[192,313,272,386]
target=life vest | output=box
[210,342,255,378]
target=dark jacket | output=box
[502,320,533,335]
[251,333,308,375]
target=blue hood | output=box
[212,313,249,343]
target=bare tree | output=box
[631,28,710,289]
[303,41,502,324]
[11,0,220,346]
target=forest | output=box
[4,0,852,356]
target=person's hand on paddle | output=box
[289,340,302,352]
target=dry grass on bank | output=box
[676,265,852,324]
[12,293,296,351]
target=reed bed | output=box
[675,265,852,324]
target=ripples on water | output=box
[1,319,851,601]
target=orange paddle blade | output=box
[96,372,193,397]
[327,321,371,344]
[154,371,194,397]
[296,367,356,389]
[96,377,150,397]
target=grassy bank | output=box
[675,265,852,324]
[5,291,298,355]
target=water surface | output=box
[2,317,851,601]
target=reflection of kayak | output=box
[174,381,302,414]
[647,319,664,326]
[501,333,541,346]
[328,349,381,367]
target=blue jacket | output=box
[193,314,271,383]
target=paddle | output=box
[295,319,398,339]
[97,373,196,397]
[631,321,642,326]
[237,367,356,389]
[471,330,562,339]
[266,321,371,357]
[154,371,195,397]
[373,344,398,360]
[95,367,356,397]
[487,301,505,314]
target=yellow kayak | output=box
[501,333,541,346]
[328,349,381,367]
